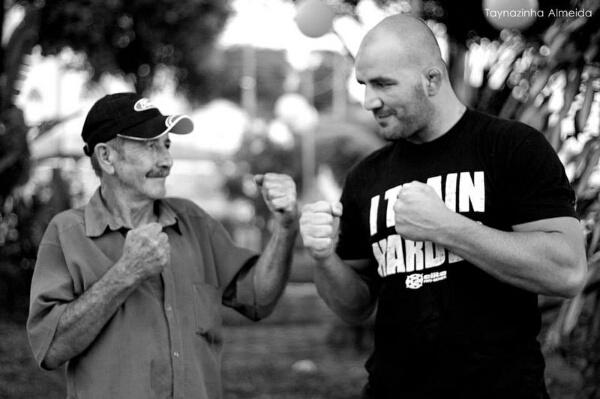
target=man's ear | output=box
[422,67,443,96]
[94,143,116,175]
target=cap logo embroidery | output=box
[133,98,157,112]
[165,115,176,127]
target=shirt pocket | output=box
[192,282,223,347]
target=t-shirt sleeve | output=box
[26,222,75,369]
[336,169,373,260]
[503,128,577,225]
[207,218,260,319]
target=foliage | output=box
[0,167,71,320]
[17,0,232,101]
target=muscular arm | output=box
[437,215,586,297]
[41,223,169,369]
[395,182,587,298]
[313,256,376,324]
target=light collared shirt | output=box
[28,188,260,399]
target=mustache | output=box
[146,168,170,178]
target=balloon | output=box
[295,0,334,38]
[483,0,539,31]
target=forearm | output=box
[313,255,375,324]
[252,221,298,314]
[437,216,586,297]
[43,261,139,369]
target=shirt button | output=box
[173,351,180,358]
[166,305,172,312]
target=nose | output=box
[156,146,173,169]
[363,86,382,111]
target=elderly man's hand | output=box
[255,173,298,228]
[119,222,170,282]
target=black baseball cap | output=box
[81,92,194,156]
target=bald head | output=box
[354,14,465,143]
[357,14,445,74]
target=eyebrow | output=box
[357,76,397,85]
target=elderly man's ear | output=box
[95,144,117,175]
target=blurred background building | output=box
[1,0,599,398]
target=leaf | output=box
[575,67,600,133]
[561,293,584,336]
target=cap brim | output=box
[117,114,194,141]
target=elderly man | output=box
[300,14,586,399]
[27,92,298,399]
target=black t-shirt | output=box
[337,109,576,398]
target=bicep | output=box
[513,216,583,241]
[513,216,586,263]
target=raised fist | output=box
[300,201,342,260]
[394,181,456,242]
[255,173,298,227]
[120,222,170,281]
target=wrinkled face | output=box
[355,41,433,143]
[110,134,173,201]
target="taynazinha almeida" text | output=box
[484,8,593,19]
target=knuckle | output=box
[315,200,330,210]
[301,203,314,213]
[315,239,332,250]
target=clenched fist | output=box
[300,201,343,260]
[255,173,298,227]
[119,222,170,282]
[394,181,459,242]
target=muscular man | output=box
[28,93,298,398]
[300,15,586,398]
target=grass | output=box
[0,320,368,399]
[223,324,368,399]
[0,319,65,399]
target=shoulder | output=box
[457,110,553,168]
[467,109,543,148]
[40,207,85,245]
[48,208,85,233]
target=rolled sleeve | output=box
[222,256,263,321]
[208,219,261,319]
[27,240,75,369]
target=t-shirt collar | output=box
[84,188,179,237]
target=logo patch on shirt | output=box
[165,115,177,127]
[405,271,447,289]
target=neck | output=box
[100,184,157,229]
[426,93,466,142]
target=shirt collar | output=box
[84,187,180,237]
